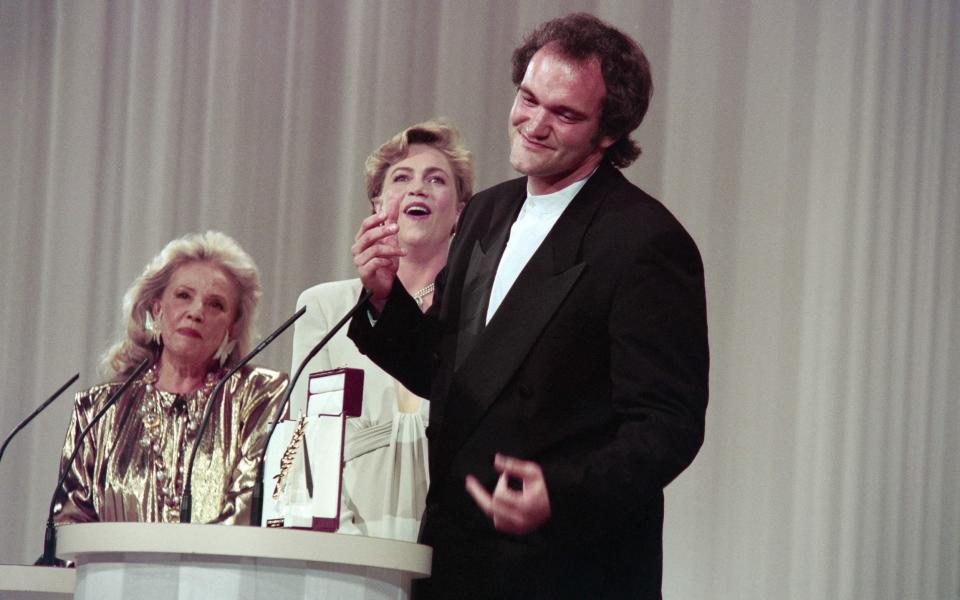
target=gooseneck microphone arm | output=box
[249,290,371,526]
[38,358,150,566]
[0,372,79,467]
[179,307,306,524]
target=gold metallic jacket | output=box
[53,365,288,525]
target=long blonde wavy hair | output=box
[99,231,262,379]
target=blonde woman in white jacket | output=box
[289,120,473,541]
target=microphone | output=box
[0,373,79,468]
[179,307,306,523]
[249,289,372,526]
[38,357,150,566]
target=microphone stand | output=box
[38,358,150,566]
[179,307,306,523]
[249,290,371,525]
[0,373,79,467]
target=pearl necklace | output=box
[138,364,220,514]
[413,283,435,307]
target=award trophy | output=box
[260,367,363,530]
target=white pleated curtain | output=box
[0,2,956,598]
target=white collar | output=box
[522,171,594,216]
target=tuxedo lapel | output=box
[440,166,616,454]
[455,225,512,370]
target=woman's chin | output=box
[400,234,449,259]
[161,347,217,371]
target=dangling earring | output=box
[214,333,236,367]
[144,310,162,345]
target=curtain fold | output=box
[1,1,956,597]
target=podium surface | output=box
[0,565,74,599]
[56,522,431,600]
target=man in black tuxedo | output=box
[349,12,709,599]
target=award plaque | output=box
[260,367,363,530]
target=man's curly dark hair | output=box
[511,13,653,169]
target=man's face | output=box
[508,44,614,195]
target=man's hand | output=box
[351,192,405,313]
[465,453,551,535]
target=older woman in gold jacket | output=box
[53,231,288,525]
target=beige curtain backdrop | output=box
[1,1,957,598]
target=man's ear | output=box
[597,134,617,150]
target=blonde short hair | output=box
[365,119,475,209]
[100,231,262,379]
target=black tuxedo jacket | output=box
[349,161,709,599]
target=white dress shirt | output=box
[485,175,591,324]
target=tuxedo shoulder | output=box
[471,175,527,202]
[599,168,660,207]
[591,171,704,268]
[603,173,691,233]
